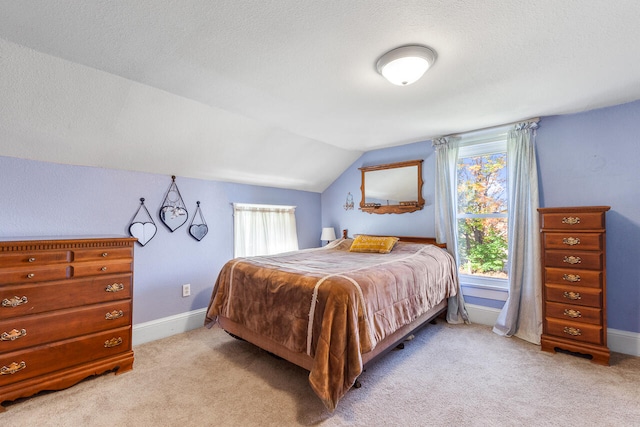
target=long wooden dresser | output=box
[0,236,136,410]
[538,206,610,365]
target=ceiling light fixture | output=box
[376,45,437,86]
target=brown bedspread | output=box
[205,239,459,410]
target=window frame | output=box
[455,130,509,290]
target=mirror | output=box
[359,159,424,214]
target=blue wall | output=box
[321,140,436,237]
[0,156,321,324]
[322,100,640,334]
[536,101,640,333]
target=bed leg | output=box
[352,378,361,389]
[395,342,405,350]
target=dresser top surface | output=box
[538,206,610,213]
[0,236,136,251]
[0,235,130,241]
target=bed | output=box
[204,233,462,411]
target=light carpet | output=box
[1,321,639,426]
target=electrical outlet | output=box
[182,284,191,297]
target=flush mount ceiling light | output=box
[376,45,437,86]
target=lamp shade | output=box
[376,45,437,86]
[320,227,337,241]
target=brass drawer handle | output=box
[562,237,580,246]
[105,310,124,320]
[563,309,582,318]
[563,291,581,300]
[104,337,123,348]
[1,361,26,375]
[27,273,35,279]
[28,257,36,263]
[105,283,124,293]
[563,326,582,336]
[563,256,581,265]
[102,252,109,257]
[1,328,27,341]
[101,266,108,271]
[562,274,581,282]
[2,296,29,307]
[562,216,580,225]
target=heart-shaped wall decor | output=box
[159,176,189,232]
[129,221,157,246]
[188,201,208,242]
[128,198,158,247]
[160,205,188,231]
[189,224,208,241]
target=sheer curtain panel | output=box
[433,136,469,324]
[492,122,542,344]
[233,203,299,258]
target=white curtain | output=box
[433,136,469,324]
[492,122,542,344]
[233,203,299,257]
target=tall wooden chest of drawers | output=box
[0,236,136,410]
[538,206,610,365]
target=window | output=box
[233,203,299,257]
[456,134,508,288]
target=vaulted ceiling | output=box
[1,1,639,192]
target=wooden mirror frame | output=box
[359,159,424,214]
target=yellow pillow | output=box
[349,235,399,254]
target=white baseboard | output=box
[132,308,207,346]
[608,328,640,357]
[465,303,640,357]
[465,303,501,327]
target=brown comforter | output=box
[205,239,459,410]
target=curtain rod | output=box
[444,117,540,138]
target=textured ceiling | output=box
[1,1,639,192]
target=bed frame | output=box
[218,233,449,386]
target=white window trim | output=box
[456,132,509,291]
[233,203,297,211]
[460,281,509,302]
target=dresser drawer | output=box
[545,284,601,308]
[0,326,131,387]
[540,212,605,230]
[72,260,132,278]
[545,301,601,325]
[0,300,131,352]
[73,247,133,262]
[542,233,603,251]
[0,274,132,319]
[545,268,602,288]
[545,318,603,345]
[544,251,602,270]
[0,250,71,267]
[0,265,71,285]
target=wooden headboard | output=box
[341,229,446,249]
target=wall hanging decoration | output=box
[343,192,354,210]
[159,175,188,232]
[189,201,208,241]
[129,198,157,246]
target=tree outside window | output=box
[456,149,508,280]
